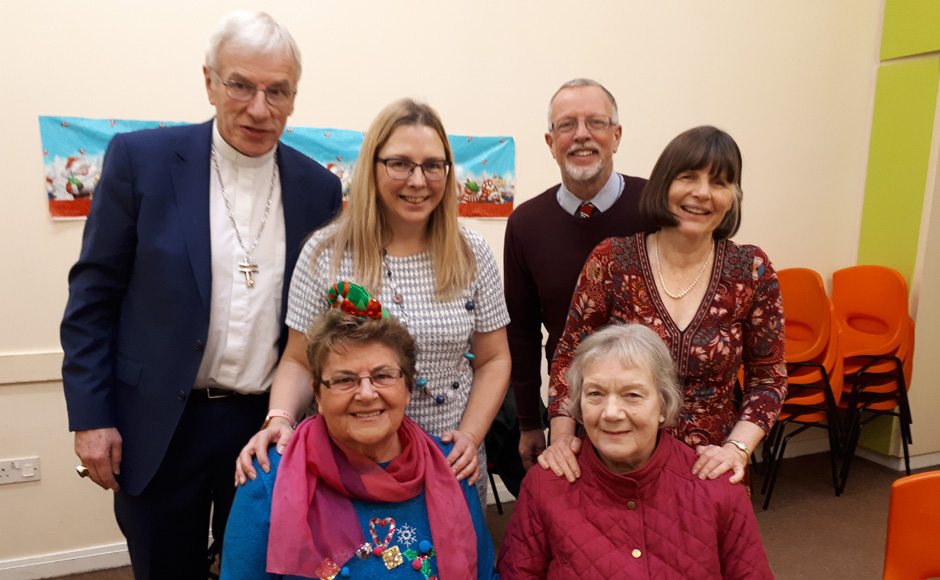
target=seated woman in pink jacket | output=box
[498,324,773,580]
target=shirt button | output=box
[177,391,186,401]
[627,501,637,510]
[632,549,642,559]
[193,340,204,352]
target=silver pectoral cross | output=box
[237,256,259,287]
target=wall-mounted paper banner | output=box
[39,117,186,219]
[39,116,515,220]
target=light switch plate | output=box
[0,457,41,484]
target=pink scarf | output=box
[267,415,477,579]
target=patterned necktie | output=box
[577,202,597,218]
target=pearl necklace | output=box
[654,233,714,300]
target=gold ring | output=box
[76,465,90,478]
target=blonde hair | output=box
[311,98,474,300]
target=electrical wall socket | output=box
[0,457,42,484]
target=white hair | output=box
[205,10,302,82]
[547,78,620,130]
[566,324,682,428]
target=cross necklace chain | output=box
[211,147,277,287]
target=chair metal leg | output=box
[898,412,912,476]
[488,468,503,515]
[763,423,814,510]
[838,409,863,496]
[760,423,784,495]
[840,354,913,493]
[827,420,842,495]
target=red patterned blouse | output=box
[548,233,787,448]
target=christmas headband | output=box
[326,281,389,320]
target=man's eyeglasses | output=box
[208,67,296,108]
[377,158,452,182]
[321,368,404,392]
[550,116,615,134]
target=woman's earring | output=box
[659,415,665,424]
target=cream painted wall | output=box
[1,0,888,569]
[907,89,940,458]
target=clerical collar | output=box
[556,171,624,215]
[211,122,277,168]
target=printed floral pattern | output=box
[549,233,787,447]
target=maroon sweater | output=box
[497,434,774,580]
[503,174,651,430]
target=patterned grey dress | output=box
[286,223,510,505]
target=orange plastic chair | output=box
[778,268,831,363]
[834,266,909,362]
[882,471,940,579]
[760,273,843,509]
[787,311,844,407]
[833,266,914,494]
[841,317,914,415]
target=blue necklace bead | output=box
[463,352,475,360]
[416,378,428,387]
[434,394,446,404]
[465,300,475,311]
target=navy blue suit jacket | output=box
[61,121,342,495]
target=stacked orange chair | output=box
[832,265,914,494]
[882,471,940,579]
[760,268,843,509]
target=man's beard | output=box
[563,158,605,183]
[562,141,606,183]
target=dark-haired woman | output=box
[540,126,786,487]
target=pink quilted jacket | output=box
[497,434,774,579]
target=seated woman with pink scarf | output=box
[221,284,497,580]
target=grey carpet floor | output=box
[52,453,937,580]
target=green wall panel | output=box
[857,58,939,282]
[881,0,940,60]
[858,414,898,455]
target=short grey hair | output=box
[566,324,682,428]
[205,10,302,83]
[547,78,620,131]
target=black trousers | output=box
[114,392,267,580]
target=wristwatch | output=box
[725,439,750,457]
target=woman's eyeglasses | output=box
[321,368,404,391]
[377,158,451,182]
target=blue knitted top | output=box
[221,440,498,580]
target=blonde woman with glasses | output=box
[236,99,510,506]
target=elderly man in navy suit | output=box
[60,11,341,579]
